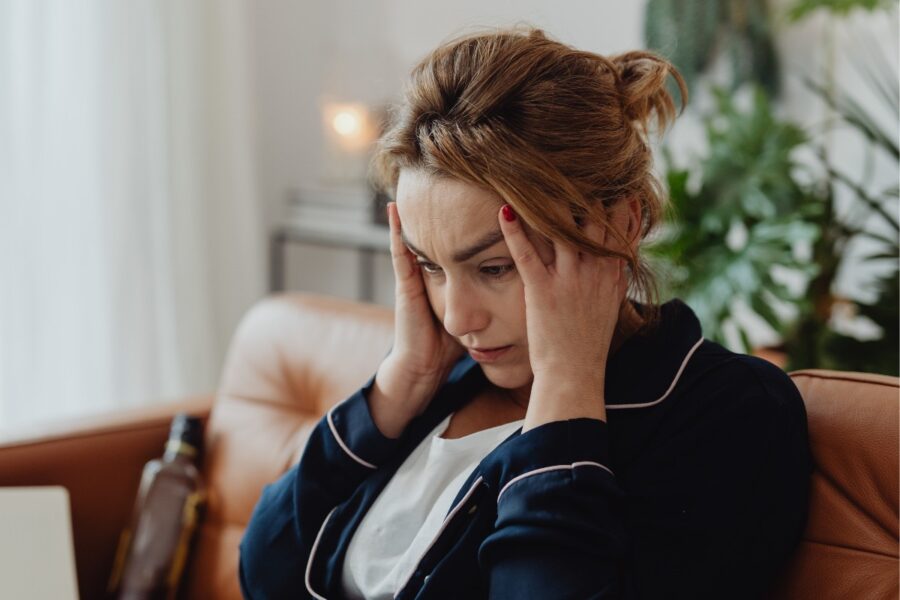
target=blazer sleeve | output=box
[238,373,404,599]
[477,365,812,599]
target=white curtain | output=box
[0,1,265,429]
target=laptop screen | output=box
[0,486,80,600]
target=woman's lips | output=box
[467,345,512,362]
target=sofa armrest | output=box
[0,395,214,600]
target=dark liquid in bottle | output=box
[108,414,205,600]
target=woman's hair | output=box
[371,27,687,332]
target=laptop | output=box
[0,486,80,600]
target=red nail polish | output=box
[501,205,516,222]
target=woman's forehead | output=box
[396,170,506,260]
[396,169,501,211]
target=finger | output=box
[583,219,625,286]
[387,202,424,290]
[531,232,556,268]
[498,204,548,285]
[582,219,607,253]
[553,236,579,274]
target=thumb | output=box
[498,204,548,285]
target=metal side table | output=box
[269,220,391,302]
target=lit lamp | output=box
[320,101,379,184]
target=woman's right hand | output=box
[369,202,466,437]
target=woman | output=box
[239,28,812,599]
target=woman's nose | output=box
[441,280,489,338]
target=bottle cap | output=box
[168,413,203,453]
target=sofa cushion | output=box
[769,370,899,599]
[183,294,393,599]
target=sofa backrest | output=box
[183,294,393,598]
[769,370,899,599]
[189,293,899,599]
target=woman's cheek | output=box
[422,278,445,320]
[499,278,527,322]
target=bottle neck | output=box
[163,439,199,464]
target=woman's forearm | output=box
[522,374,607,433]
[367,358,442,439]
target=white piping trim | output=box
[497,461,614,504]
[607,336,704,410]
[305,506,337,600]
[393,476,485,597]
[327,408,377,469]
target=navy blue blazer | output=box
[239,299,812,599]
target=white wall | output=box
[250,0,647,205]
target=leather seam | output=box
[815,469,898,542]
[789,372,899,389]
[0,420,187,450]
[803,538,898,560]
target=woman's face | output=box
[395,169,551,391]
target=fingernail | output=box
[501,204,516,222]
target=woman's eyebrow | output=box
[401,229,506,263]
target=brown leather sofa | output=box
[1,293,897,599]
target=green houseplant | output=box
[785,41,899,374]
[646,88,822,355]
[644,0,898,375]
[644,0,781,96]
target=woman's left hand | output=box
[497,204,626,429]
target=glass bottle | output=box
[108,414,206,600]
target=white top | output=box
[341,412,525,599]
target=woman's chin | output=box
[480,362,533,390]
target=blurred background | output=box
[1,0,897,431]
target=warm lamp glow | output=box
[322,102,374,152]
[320,100,380,181]
[332,110,362,137]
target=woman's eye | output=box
[415,261,513,279]
[417,261,442,275]
[481,264,515,279]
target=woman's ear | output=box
[607,196,642,254]
[624,196,642,249]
